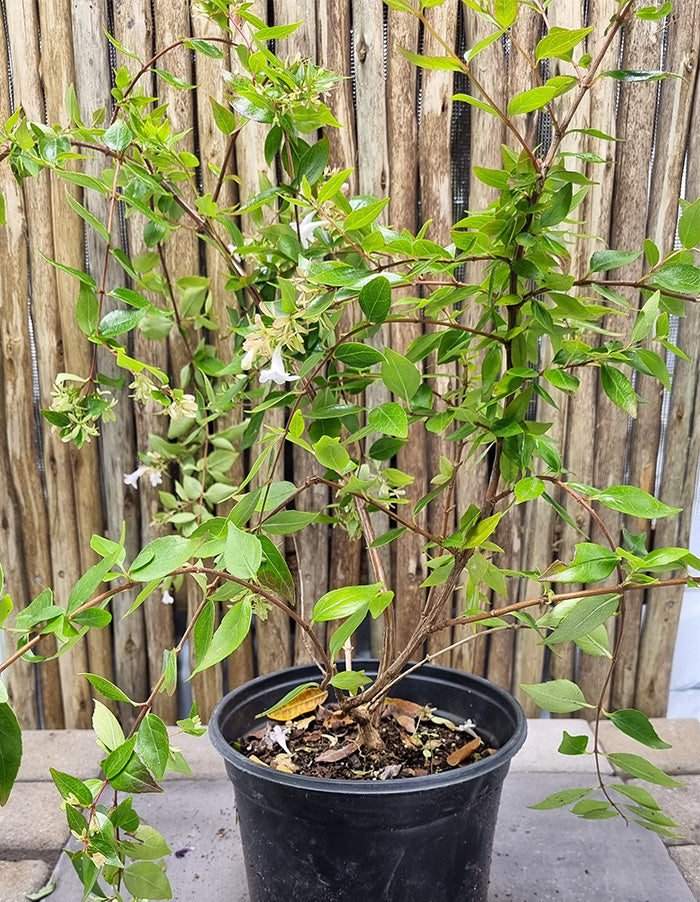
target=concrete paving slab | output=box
[49,779,247,902]
[0,783,68,864]
[0,861,52,902]
[16,730,102,782]
[489,772,697,901]
[669,847,700,901]
[629,774,700,846]
[597,718,700,775]
[46,768,696,902]
[162,731,227,781]
[508,718,612,774]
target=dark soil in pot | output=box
[209,661,527,902]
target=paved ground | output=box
[1,719,699,901]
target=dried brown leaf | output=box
[315,741,359,763]
[384,697,425,717]
[446,737,482,767]
[267,687,328,722]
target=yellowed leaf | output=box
[267,687,329,722]
[249,755,268,767]
[446,737,482,767]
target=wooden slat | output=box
[353,2,391,658]
[5,0,92,728]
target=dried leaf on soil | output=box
[446,737,482,766]
[315,741,359,763]
[267,687,328,721]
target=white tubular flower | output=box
[259,347,300,386]
[168,392,198,421]
[161,589,175,605]
[123,467,145,489]
[293,210,320,249]
[149,470,163,487]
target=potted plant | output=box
[0,0,698,899]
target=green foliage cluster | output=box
[1,0,699,898]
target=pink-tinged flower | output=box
[259,347,300,386]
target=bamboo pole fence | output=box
[1,0,699,725]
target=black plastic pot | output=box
[209,661,527,902]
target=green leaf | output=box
[397,46,463,72]
[0,702,22,806]
[635,2,673,20]
[161,649,177,697]
[102,737,137,779]
[606,752,683,787]
[381,348,420,401]
[50,768,93,807]
[529,787,594,810]
[606,709,672,750]
[630,290,660,344]
[328,607,369,659]
[592,485,681,519]
[611,783,660,810]
[318,167,354,203]
[544,594,619,645]
[190,599,252,677]
[64,189,110,243]
[254,22,302,40]
[25,876,57,900]
[536,27,593,63]
[520,679,592,714]
[330,670,372,692]
[223,522,262,580]
[311,584,383,624]
[679,198,700,249]
[72,608,111,628]
[514,477,545,502]
[370,527,407,549]
[209,97,236,134]
[258,536,295,603]
[358,276,392,323]
[103,119,131,154]
[649,263,700,295]
[130,536,197,582]
[544,368,580,393]
[335,342,385,368]
[313,435,351,472]
[0,190,5,226]
[76,283,99,336]
[82,673,136,706]
[494,0,517,28]
[344,198,390,231]
[558,731,589,755]
[600,69,678,83]
[93,699,124,751]
[262,510,319,535]
[547,543,619,584]
[589,249,641,273]
[121,823,171,861]
[99,307,147,337]
[123,862,172,900]
[368,402,408,438]
[185,38,224,57]
[600,364,637,418]
[137,714,170,781]
[508,86,558,116]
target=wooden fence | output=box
[1,0,699,728]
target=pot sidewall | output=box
[210,661,527,902]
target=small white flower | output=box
[168,392,198,421]
[149,470,163,487]
[259,347,300,386]
[162,589,175,605]
[124,467,145,489]
[269,724,291,755]
[292,211,320,249]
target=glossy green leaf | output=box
[329,607,369,659]
[311,584,383,624]
[50,768,93,807]
[536,27,593,62]
[335,342,384,368]
[600,364,637,418]
[547,543,619,584]
[82,673,136,706]
[130,536,197,582]
[123,861,172,900]
[545,594,619,645]
[514,477,545,502]
[209,97,236,134]
[314,435,351,472]
[600,69,678,83]
[0,702,22,806]
[98,307,147,337]
[344,198,390,231]
[520,679,593,714]
[368,402,408,438]
[397,46,463,71]
[589,249,641,273]
[223,522,262,580]
[102,737,137,779]
[606,752,683,787]
[190,599,252,677]
[330,670,372,692]
[258,536,295,603]
[508,86,558,116]
[558,731,589,755]
[649,263,700,295]
[103,119,131,153]
[607,709,672,750]
[592,485,681,519]
[679,198,700,249]
[529,787,594,810]
[262,510,319,535]
[358,276,392,323]
[494,0,517,28]
[137,713,170,781]
[381,348,420,401]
